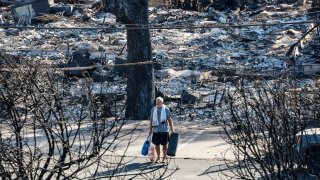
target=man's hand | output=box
[170,129,175,134]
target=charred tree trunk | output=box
[103,0,154,120]
[125,26,154,120]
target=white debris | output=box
[0,3,317,125]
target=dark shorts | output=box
[152,132,169,146]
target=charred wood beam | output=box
[170,0,211,11]
[286,24,320,59]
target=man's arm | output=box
[149,119,153,136]
[168,117,174,133]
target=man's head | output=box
[156,97,164,108]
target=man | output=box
[149,97,174,163]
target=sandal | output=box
[154,158,160,163]
[161,158,167,164]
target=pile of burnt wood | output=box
[170,0,211,11]
[312,0,320,9]
[163,0,312,11]
[168,0,261,11]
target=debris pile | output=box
[0,0,319,126]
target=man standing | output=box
[149,97,174,163]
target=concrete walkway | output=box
[104,121,236,179]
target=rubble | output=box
[64,49,93,77]
[0,1,318,126]
[206,0,244,11]
[181,89,198,105]
[11,0,50,24]
[92,68,112,82]
[113,57,128,76]
[5,28,19,36]
[49,4,74,16]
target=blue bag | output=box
[141,138,150,156]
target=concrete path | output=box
[105,121,236,179]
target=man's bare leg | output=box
[162,145,167,163]
[155,145,160,162]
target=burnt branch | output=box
[0,55,173,179]
[219,79,320,179]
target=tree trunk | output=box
[126,26,154,120]
[103,0,154,120]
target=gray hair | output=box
[156,97,164,103]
